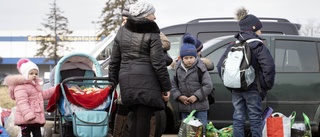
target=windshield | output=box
[89,32,116,60]
[202,35,234,51]
[166,35,183,59]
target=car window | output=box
[275,40,319,72]
[166,35,183,59]
[198,32,238,43]
[96,40,114,61]
[206,44,229,72]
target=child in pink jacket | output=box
[4,58,55,137]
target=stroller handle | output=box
[61,76,115,86]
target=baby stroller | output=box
[47,52,115,137]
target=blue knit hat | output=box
[236,7,262,32]
[183,33,203,52]
[180,36,197,59]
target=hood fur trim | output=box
[4,75,28,87]
[125,16,160,33]
[4,75,42,100]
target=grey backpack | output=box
[221,39,262,90]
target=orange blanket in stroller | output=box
[47,84,112,112]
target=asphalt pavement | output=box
[162,135,176,137]
[43,121,177,137]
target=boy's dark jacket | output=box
[171,58,214,112]
[217,31,276,97]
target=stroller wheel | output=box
[107,133,113,137]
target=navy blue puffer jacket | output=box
[217,31,275,97]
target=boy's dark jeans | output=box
[232,90,263,137]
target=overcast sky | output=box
[0,0,319,32]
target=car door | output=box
[268,36,320,125]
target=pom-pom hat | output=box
[183,33,203,52]
[180,36,197,59]
[235,7,262,32]
[17,58,39,79]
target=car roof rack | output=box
[188,17,290,23]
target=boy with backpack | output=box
[171,35,214,135]
[217,7,275,137]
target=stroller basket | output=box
[60,76,115,137]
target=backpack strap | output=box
[246,38,262,43]
[174,69,178,86]
[235,39,262,45]
[197,67,203,83]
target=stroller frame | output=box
[52,52,114,137]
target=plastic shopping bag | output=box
[219,125,233,137]
[206,122,219,137]
[178,110,203,137]
[262,107,274,137]
[206,122,232,137]
[291,113,312,137]
[265,112,295,137]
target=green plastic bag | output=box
[206,123,233,137]
[291,112,312,137]
[206,122,219,137]
[219,125,233,137]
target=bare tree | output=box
[96,0,137,38]
[300,19,320,37]
[36,0,73,64]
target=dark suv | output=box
[161,17,301,60]
[89,17,303,135]
[168,34,320,135]
[161,17,302,132]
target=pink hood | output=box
[4,74,42,100]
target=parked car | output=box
[161,17,301,60]
[188,34,320,135]
[79,17,303,134]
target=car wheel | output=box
[155,110,167,137]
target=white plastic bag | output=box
[4,107,21,137]
[178,110,203,137]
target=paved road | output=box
[162,135,176,137]
[44,121,178,137]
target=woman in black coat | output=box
[108,2,171,137]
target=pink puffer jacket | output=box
[4,75,55,125]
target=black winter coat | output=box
[108,16,172,110]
